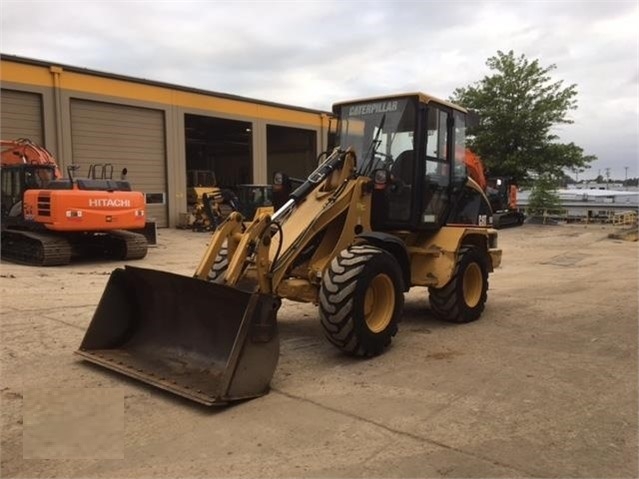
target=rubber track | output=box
[1,229,72,266]
[107,230,148,260]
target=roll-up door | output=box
[1,89,44,144]
[70,99,167,226]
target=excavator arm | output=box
[1,138,61,178]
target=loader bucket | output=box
[75,266,280,406]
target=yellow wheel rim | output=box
[364,274,395,333]
[463,263,483,308]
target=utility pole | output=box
[625,166,629,183]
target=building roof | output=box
[0,53,331,116]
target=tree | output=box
[527,174,563,217]
[560,172,576,187]
[450,50,596,183]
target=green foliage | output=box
[450,50,596,183]
[560,172,576,186]
[527,175,563,216]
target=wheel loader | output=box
[183,170,238,231]
[77,93,502,406]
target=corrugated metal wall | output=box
[70,99,168,226]
[0,89,43,144]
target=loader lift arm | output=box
[196,147,354,292]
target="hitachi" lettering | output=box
[88,199,131,207]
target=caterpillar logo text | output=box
[89,199,132,208]
[348,101,398,116]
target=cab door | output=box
[418,104,452,229]
[1,166,24,218]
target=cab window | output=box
[421,106,451,225]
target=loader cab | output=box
[333,93,478,231]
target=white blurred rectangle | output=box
[23,388,124,459]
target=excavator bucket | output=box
[76,266,280,406]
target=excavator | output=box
[485,176,525,228]
[463,149,524,228]
[1,138,148,266]
[77,93,502,406]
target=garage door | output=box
[70,99,167,226]
[1,89,44,144]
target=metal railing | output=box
[612,210,638,227]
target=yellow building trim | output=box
[1,62,53,86]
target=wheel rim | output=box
[463,263,483,308]
[363,273,395,333]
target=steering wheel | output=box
[367,152,393,175]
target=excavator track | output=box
[104,230,148,260]
[1,229,148,266]
[1,229,72,266]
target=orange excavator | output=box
[464,149,524,228]
[1,138,148,265]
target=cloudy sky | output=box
[1,0,637,180]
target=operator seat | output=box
[387,150,414,222]
[391,150,414,183]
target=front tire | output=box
[428,246,488,323]
[319,245,404,357]
[207,241,228,282]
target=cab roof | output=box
[332,92,467,113]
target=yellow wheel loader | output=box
[77,93,502,406]
[184,170,240,232]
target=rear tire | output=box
[319,245,404,357]
[428,246,488,323]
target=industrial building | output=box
[0,54,332,227]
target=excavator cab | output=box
[1,164,57,219]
